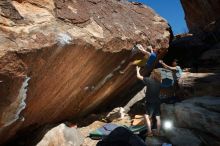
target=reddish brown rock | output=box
[0,0,171,144]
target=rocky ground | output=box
[34,95,220,146]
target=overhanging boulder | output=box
[0,0,171,143]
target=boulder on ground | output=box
[163,127,202,146]
[161,96,220,145]
[37,124,83,146]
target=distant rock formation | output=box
[163,34,220,98]
[0,0,171,144]
[164,0,220,98]
[181,0,220,34]
[161,2,220,145]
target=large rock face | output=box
[181,0,220,34]
[0,0,171,144]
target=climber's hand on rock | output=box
[136,44,143,50]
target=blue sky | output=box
[131,0,188,34]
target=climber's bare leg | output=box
[144,114,153,136]
[155,116,161,136]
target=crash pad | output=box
[89,123,147,140]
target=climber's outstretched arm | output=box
[159,60,177,71]
[136,66,144,80]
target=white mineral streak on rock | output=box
[94,59,127,91]
[2,76,30,127]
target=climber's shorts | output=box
[145,102,161,117]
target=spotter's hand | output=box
[136,66,141,71]
[159,60,163,64]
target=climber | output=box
[120,44,158,74]
[159,59,182,95]
[139,45,158,71]
[136,66,162,137]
